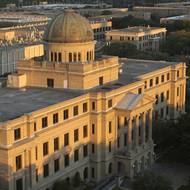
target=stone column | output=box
[127,118,132,153]
[148,109,153,142]
[142,112,146,145]
[134,115,139,150]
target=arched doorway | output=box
[117,161,125,175]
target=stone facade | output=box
[0,9,187,190]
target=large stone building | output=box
[106,26,167,51]
[0,10,187,190]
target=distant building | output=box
[106,26,167,51]
[133,6,189,17]
[160,15,190,24]
[0,43,44,76]
[89,17,112,41]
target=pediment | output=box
[115,92,154,111]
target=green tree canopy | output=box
[102,42,168,61]
[133,172,173,190]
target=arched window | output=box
[83,167,88,180]
[78,52,81,62]
[69,53,72,62]
[74,53,77,62]
[108,163,112,174]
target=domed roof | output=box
[44,9,94,43]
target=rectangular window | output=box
[144,81,147,89]
[109,121,112,133]
[64,154,69,167]
[108,99,112,108]
[83,145,88,157]
[16,155,22,171]
[64,133,69,146]
[149,79,153,87]
[35,169,38,182]
[138,88,142,94]
[14,128,21,141]
[54,137,59,151]
[74,149,79,162]
[54,52,57,62]
[117,137,120,148]
[92,124,95,134]
[69,53,72,62]
[83,102,88,113]
[42,117,48,128]
[161,92,164,102]
[51,52,53,62]
[92,101,96,110]
[74,129,79,142]
[177,70,180,78]
[47,78,54,88]
[91,167,95,178]
[109,141,112,152]
[124,133,127,146]
[161,75,165,83]
[35,146,38,160]
[43,142,49,156]
[58,52,62,62]
[83,125,88,138]
[54,158,60,172]
[73,106,79,116]
[53,113,59,124]
[167,90,170,100]
[63,109,69,120]
[43,163,49,178]
[156,77,159,85]
[34,122,37,132]
[166,106,169,115]
[99,76,104,85]
[155,95,159,105]
[167,73,170,81]
[16,178,23,190]
[92,143,95,154]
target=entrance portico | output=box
[114,92,155,178]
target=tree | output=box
[102,42,168,61]
[53,180,74,190]
[112,15,160,29]
[162,30,190,56]
[133,172,173,190]
[71,173,81,187]
[178,178,190,190]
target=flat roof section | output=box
[0,59,179,123]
